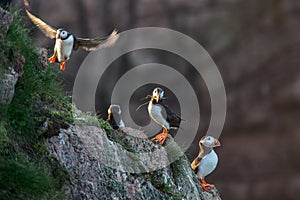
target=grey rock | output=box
[0,8,25,105]
[0,56,25,105]
[0,6,12,35]
[46,125,221,200]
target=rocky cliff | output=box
[46,125,221,200]
[23,1,300,199]
[0,7,24,105]
[0,7,221,199]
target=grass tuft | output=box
[0,9,72,199]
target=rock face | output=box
[46,126,221,200]
[0,56,25,105]
[0,7,24,105]
[0,7,12,35]
[22,1,300,199]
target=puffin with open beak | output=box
[25,10,119,71]
[148,87,181,145]
[191,135,221,192]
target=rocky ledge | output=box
[46,125,221,200]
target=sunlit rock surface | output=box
[47,125,221,200]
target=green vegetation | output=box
[73,107,113,133]
[149,173,183,199]
[0,9,114,199]
[0,10,71,199]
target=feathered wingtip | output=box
[23,0,30,7]
[102,29,119,48]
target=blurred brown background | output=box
[11,0,300,199]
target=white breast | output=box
[119,120,125,128]
[197,150,218,178]
[148,102,170,130]
[55,35,74,62]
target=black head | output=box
[152,87,164,103]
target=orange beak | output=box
[215,139,221,147]
[56,31,61,39]
[154,94,160,103]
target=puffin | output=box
[107,104,125,130]
[148,87,181,145]
[25,10,119,71]
[191,135,221,192]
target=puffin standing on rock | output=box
[148,87,181,145]
[107,104,125,130]
[25,10,119,71]
[191,136,221,192]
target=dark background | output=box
[11,0,300,199]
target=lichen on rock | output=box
[0,7,12,35]
[0,55,25,105]
[46,125,221,199]
[0,7,23,105]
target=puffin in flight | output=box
[25,10,119,71]
[107,104,125,130]
[191,136,221,192]
[148,87,181,145]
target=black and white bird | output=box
[148,87,181,145]
[107,104,125,130]
[191,136,221,192]
[25,10,119,71]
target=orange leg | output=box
[59,62,66,71]
[49,51,57,63]
[152,127,168,145]
[200,178,215,192]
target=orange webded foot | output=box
[59,62,65,71]
[49,51,57,63]
[49,56,56,63]
[200,178,215,192]
[152,127,168,145]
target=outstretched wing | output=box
[74,29,119,51]
[25,10,57,39]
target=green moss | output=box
[98,118,113,133]
[73,107,113,133]
[150,174,183,199]
[0,9,73,199]
[0,156,63,200]
[6,11,73,135]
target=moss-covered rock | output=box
[46,126,221,199]
[0,7,221,200]
[0,7,72,199]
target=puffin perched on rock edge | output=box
[191,135,221,192]
[107,104,125,130]
[25,10,119,71]
[148,87,181,145]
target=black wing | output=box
[162,104,181,128]
[107,113,119,130]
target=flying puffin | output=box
[25,10,119,71]
[107,104,125,130]
[191,135,221,192]
[148,87,181,145]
